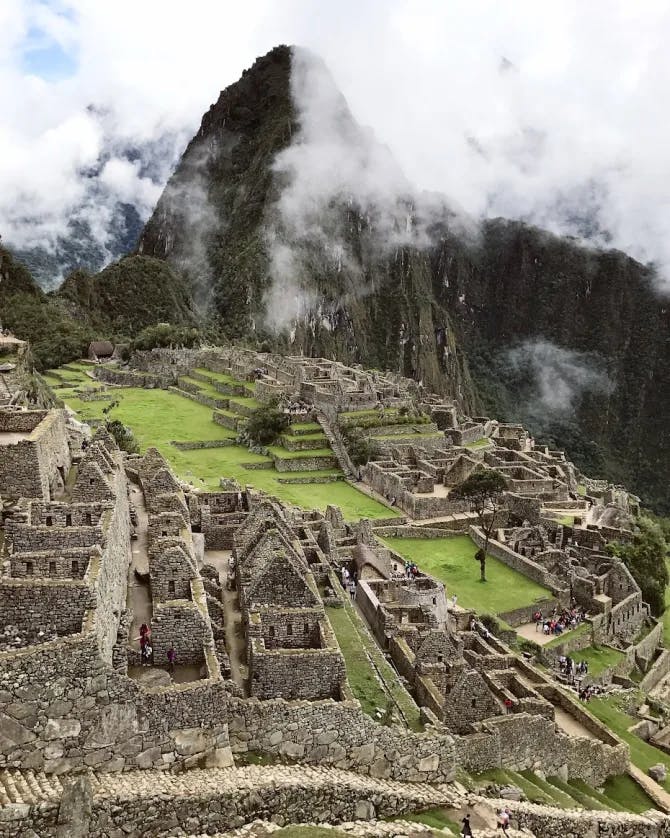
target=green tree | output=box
[451,468,507,582]
[130,323,201,351]
[342,427,378,467]
[246,405,290,447]
[607,517,668,616]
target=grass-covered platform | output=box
[57,378,397,521]
[382,535,553,614]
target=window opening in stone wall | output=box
[168,580,175,595]
[49,561,56,575]
[268,626,275,637]
[89,478,94,485]
[46,516,53,526]
[162,531,168,537]
[304,623,309,634]
[471,698,477,708]
[26,561,33,575]
[85,513,92,525]
[72,560,79,575]
[66,514,72,527]
[286,623,292,635]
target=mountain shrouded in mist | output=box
[137,45,670,512]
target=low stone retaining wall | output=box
[214,410,242,431]
[96,367,166,388]
[640,648,670,693]
[272,454,338,472]
[168,386,228,410]
[490,795,670,838]
[276,475,345,484]
[171,439,235,450]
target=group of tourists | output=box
[281,399,311,417]
[403,560,419,579]
[459,807,512,835]
[533,604,586,637]
[340,565,357,600]
[557,655,589,681]
[578,683,604,702]
[137,623,176,673]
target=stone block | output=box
[44,718,81,740]
[204,746,234,768]
[280,741,305,759]
[354,800,376,820]
[172,728,212,757]
[649,763,667,783]
[418,753,439,773]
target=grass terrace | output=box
[327,598,422,730]
[57,374,397,520]
[572,645,626,676]
[464,438,492,449]
[382,535,553,614]
[588,695,670,793]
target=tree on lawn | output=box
[452,469,507,582]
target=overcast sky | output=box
[2,0,670,282]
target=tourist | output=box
[533,610,543,631]
[341,566,350,588]
[451,594,458,610]
[500,807,511,834]
[461,813,474,836]
[141,641,152,667]
[167,646,176,674]
[504,697,513,715]
[348,579,356,600]
[139,623,150,641]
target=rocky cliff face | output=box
[138,46,670,512]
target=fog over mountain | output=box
[3,1,670,287]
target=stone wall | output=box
[151,600,209,666]
[0,409,70,500]
[0,578,93,641]
[469,526,567,598]
[455,712,628,786]
[227,696,457,782]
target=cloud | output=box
[3,0,670,290]
[505,339,614,417]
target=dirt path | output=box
[205,549,249,694]
[554,706,597,740]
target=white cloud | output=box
[2,0,670,286]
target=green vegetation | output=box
[341,426,378,467]
[246,404,290,445]
[396,809,460,834]
[574,645,626,677]
[383,535,552,614]
[542,620,591,649]
[588,696,670,791]
[607,516,669,615]
[464,437,492,449]
[60,379,395,520]
[130,322,201,352]
[326,600,422,730]
[449,469,508,582]
[602,774,657,813]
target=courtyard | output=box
[382,534,553,615]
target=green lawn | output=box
[61,383,395,520]
[574,645,626,677]
[382,535,553,614]
[464,438,492,449]
[588,696,670,792]
[327,600,422,730]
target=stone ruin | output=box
[0,347,668,835]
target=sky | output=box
[2,0,670,283]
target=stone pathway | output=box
[204,549,248,691]
[126,482,151,654]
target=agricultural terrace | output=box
[382,535,553,615]
[49,368,397,521]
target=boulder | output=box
[649,763,667,783]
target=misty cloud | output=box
[4,1,670,292]
[505,339,614,416]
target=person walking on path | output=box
[461,813,474,836]
[348,579,356,600]
[167,646,176,674]
[497,807,511,833]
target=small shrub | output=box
[105,419,140,454]
[246,405,290,446]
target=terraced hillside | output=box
[44,361,398,521]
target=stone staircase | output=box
[0,770,65,805]
[316,411,357,478]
